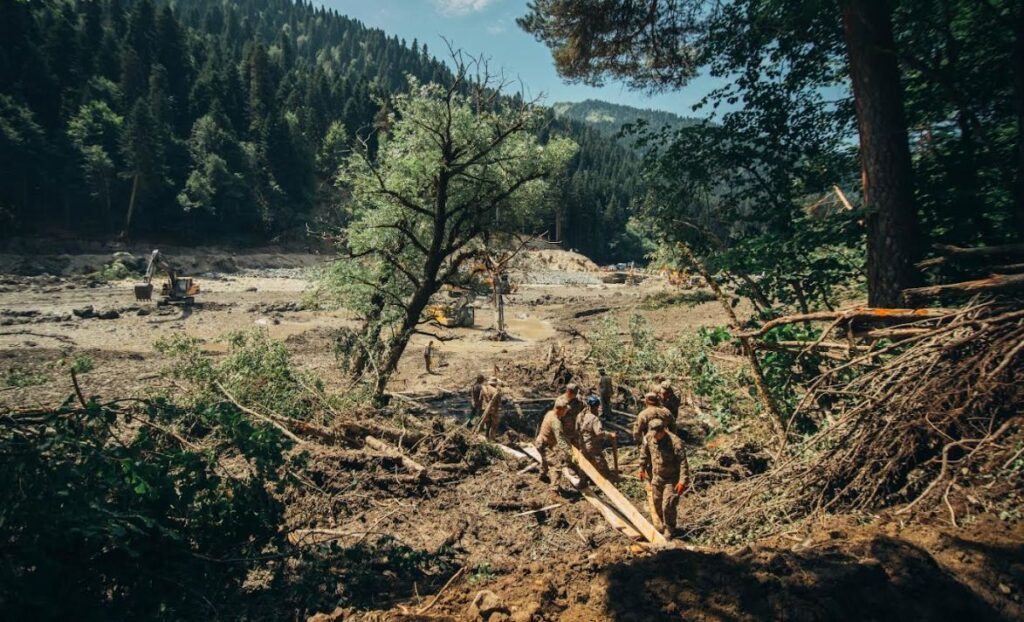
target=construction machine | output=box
[427,287,475,328]
[133,250,200,305]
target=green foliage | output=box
[589,315,749,431]
[4,365,51,388]
[156,329,321,420]
[70,354,95,374]
[0,397,294,619]
[0,0,640,248]
[468,562,497,585]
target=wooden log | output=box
[901,273,1024,303]
[580,488,642,539]
[570,445,670,546]
[519,444,544,464]
[364,435,427,474]
[492,442,529,462]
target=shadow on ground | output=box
[601,535,1014,621]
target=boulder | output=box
[72,305,95,318]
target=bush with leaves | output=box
[589,315,750,431]
[0,397,295,619]
[155,329,342,422]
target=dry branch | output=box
[683,301,1024,542]
[214,381,305,445]
[364,435,428,474]
[677,242,786,447]
[735,307,953,339]
[901,273,1024,303]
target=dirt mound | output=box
[346,517,1022,621]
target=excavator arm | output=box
[134,250,197,304]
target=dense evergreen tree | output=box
[0,0,641,259]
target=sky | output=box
[318,0,723,118]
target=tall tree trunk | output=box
[122,173,140,239]
[841,0,920,307]
[373,282,436,398]
[1014,12,1024,239]
[349,294,384,380]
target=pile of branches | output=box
[684,299,1024,542]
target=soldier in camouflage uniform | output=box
[633,392,674,442]
[577,394,615,476]
[639,418,690,537]
[535,396,574,489]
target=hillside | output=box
[553,99,701,139]
[0,0,641,261]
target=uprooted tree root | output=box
[684,300,1024,543]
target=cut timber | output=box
[364,435,427,474]
[580,488,642,539]
[571,445,670,546]
[519,444,544,464]
[493,442,529,462]
[901,273,1024,303]
[517,442,652,542]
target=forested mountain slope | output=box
[0,0,642,261]
[553,99,701,139]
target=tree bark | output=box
[122,172,140,239]
[841,0,920,307]
[1013,11,1024,239]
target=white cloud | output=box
[486,19,507,34]
[435,0,497,16]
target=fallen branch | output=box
[916,243,1024,269]
[901,273,1024,304]
[214,381,305,445]
[364,435,428,474]
[0,330,76,344]
[415,566,466,615]
[512,503,562,517]
[735,307,953,339]
[678,242,786,448]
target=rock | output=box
[112,251,141,271]
[72,305,95,318]
[96,309,120,320]
[136,308,151,316]
[244,286,258,292]
[470,590,509,620]
[510,601,542,622]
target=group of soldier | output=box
[469,370,691,539]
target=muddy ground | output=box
[1,247,1021,621]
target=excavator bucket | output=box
[134,283,154,301]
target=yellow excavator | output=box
[133,250,200,305]
[427,287,475,328]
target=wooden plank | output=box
[520,442,651,543]
[519,444,544,464]
[580,488,642,539]
[571,445,670,546]
[493,442,529,461]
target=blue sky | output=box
[318,0,723,118]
